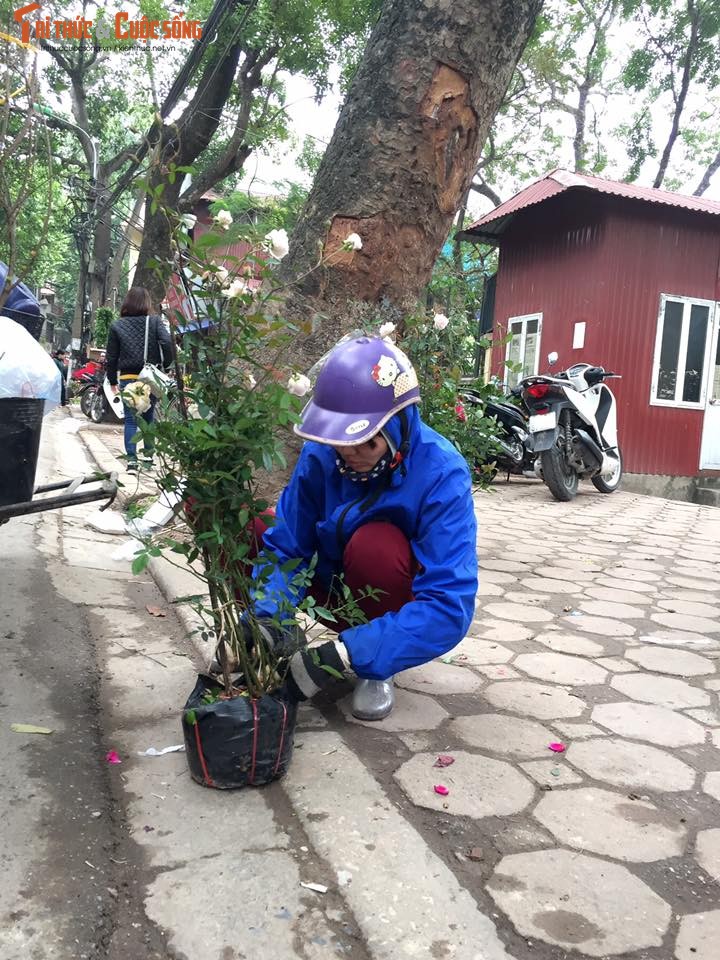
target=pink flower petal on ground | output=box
[548,742,566,753]
[105,750,122,764]
[433,784,449,796]
[433,755,455,768]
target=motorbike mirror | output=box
[547,351,559,366]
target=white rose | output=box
[246,373,257,389]
[343,232,363,251]
[287,373,311,397]
[223,278,248,298]
[181,214,197,230]
[265,228,289,260]
[378,322,396,338]
[214,209,233,230]
[433,313,450,331]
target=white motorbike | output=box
[520,356,622,501]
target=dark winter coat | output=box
[105,314,172,386]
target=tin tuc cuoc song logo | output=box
[13,2,203,44]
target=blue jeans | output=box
[121,379,156,459]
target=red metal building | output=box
[462,169,720,485]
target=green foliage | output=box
[94,307,116,347]
[132,212,370,698]
[396,313,504,486]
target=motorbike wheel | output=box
[591,449,623,494]
[80,387,96,416]
[88,391,107,424]
[541,444,579,501]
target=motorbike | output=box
[83,376,125,424]
[520,354,622,501]
[74,369,103,417]
[460,386,537,478]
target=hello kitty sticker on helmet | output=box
[371,353,419,398]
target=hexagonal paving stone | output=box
[564,615,636,637]
[611,673,710,709]
[638,630,719,650]
[520,759,583,787]
[484,680,586,720]
[338,687,448,732]
[515,652,608,686]
[534,787,686,862]
[652,612,720,634]
[592,702,705,747]
[521,576,582,594]
[394,750,535,818]
[568,738,696,792]
[596,657,637,673]
[487,849,671,956]
[579,600,647,619]
[696,828,720,878]
[480,622,536,644]
[452,713,556,759]
[395,660,483,696]
[482,602,554,624]
[585,586,653,605]
[534,634,605,657]
[658,598,719,618]
[675,910,720,960]
[446,636,514,665]
[625,647,716,677]
[596,576,658,594]
[703,771,720,803]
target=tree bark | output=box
[653,0,699,189]
[279,0,543,369]
[693,146,720,196]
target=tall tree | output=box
[622,0,720,188]
[280,0,543,369]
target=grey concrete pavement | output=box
[43,413,720,957]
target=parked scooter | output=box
[84,377,124,424]
[460,386,537,478]
[520,354,622,501]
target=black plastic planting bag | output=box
[0,398,44,507]
[182,675,298,789]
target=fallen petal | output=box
[433,755,455,768]
[434,784,449,796]
[548,742,566,753]
[105,750,122,764]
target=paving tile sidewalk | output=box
[76,413,720,960]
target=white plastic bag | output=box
[0,315,61,410]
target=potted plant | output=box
[131,211,369,789]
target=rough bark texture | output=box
[279,0,543,370]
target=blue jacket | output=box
[254,406,478,680]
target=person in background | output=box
[250,336,479,721]
[105,287,171,472]
[52,349,68,406]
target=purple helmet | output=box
[295,336,420,446]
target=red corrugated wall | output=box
[491,194,720,476]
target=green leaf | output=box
[132,552,150,574]
[184,709,197,726]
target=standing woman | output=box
[105,286,172,471]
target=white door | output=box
[699,306,720,469]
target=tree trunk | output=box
[694,147,720,196]
[280,0,543,368]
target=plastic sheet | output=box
[182,674,298,789]
[0,315,61,408]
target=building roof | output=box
[460,168,720,244]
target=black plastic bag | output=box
[182,675,298,789]
[0,399,44,507]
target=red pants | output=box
[253,518,417,631]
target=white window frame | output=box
[504,312,543,389]
[650,294,716,409]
